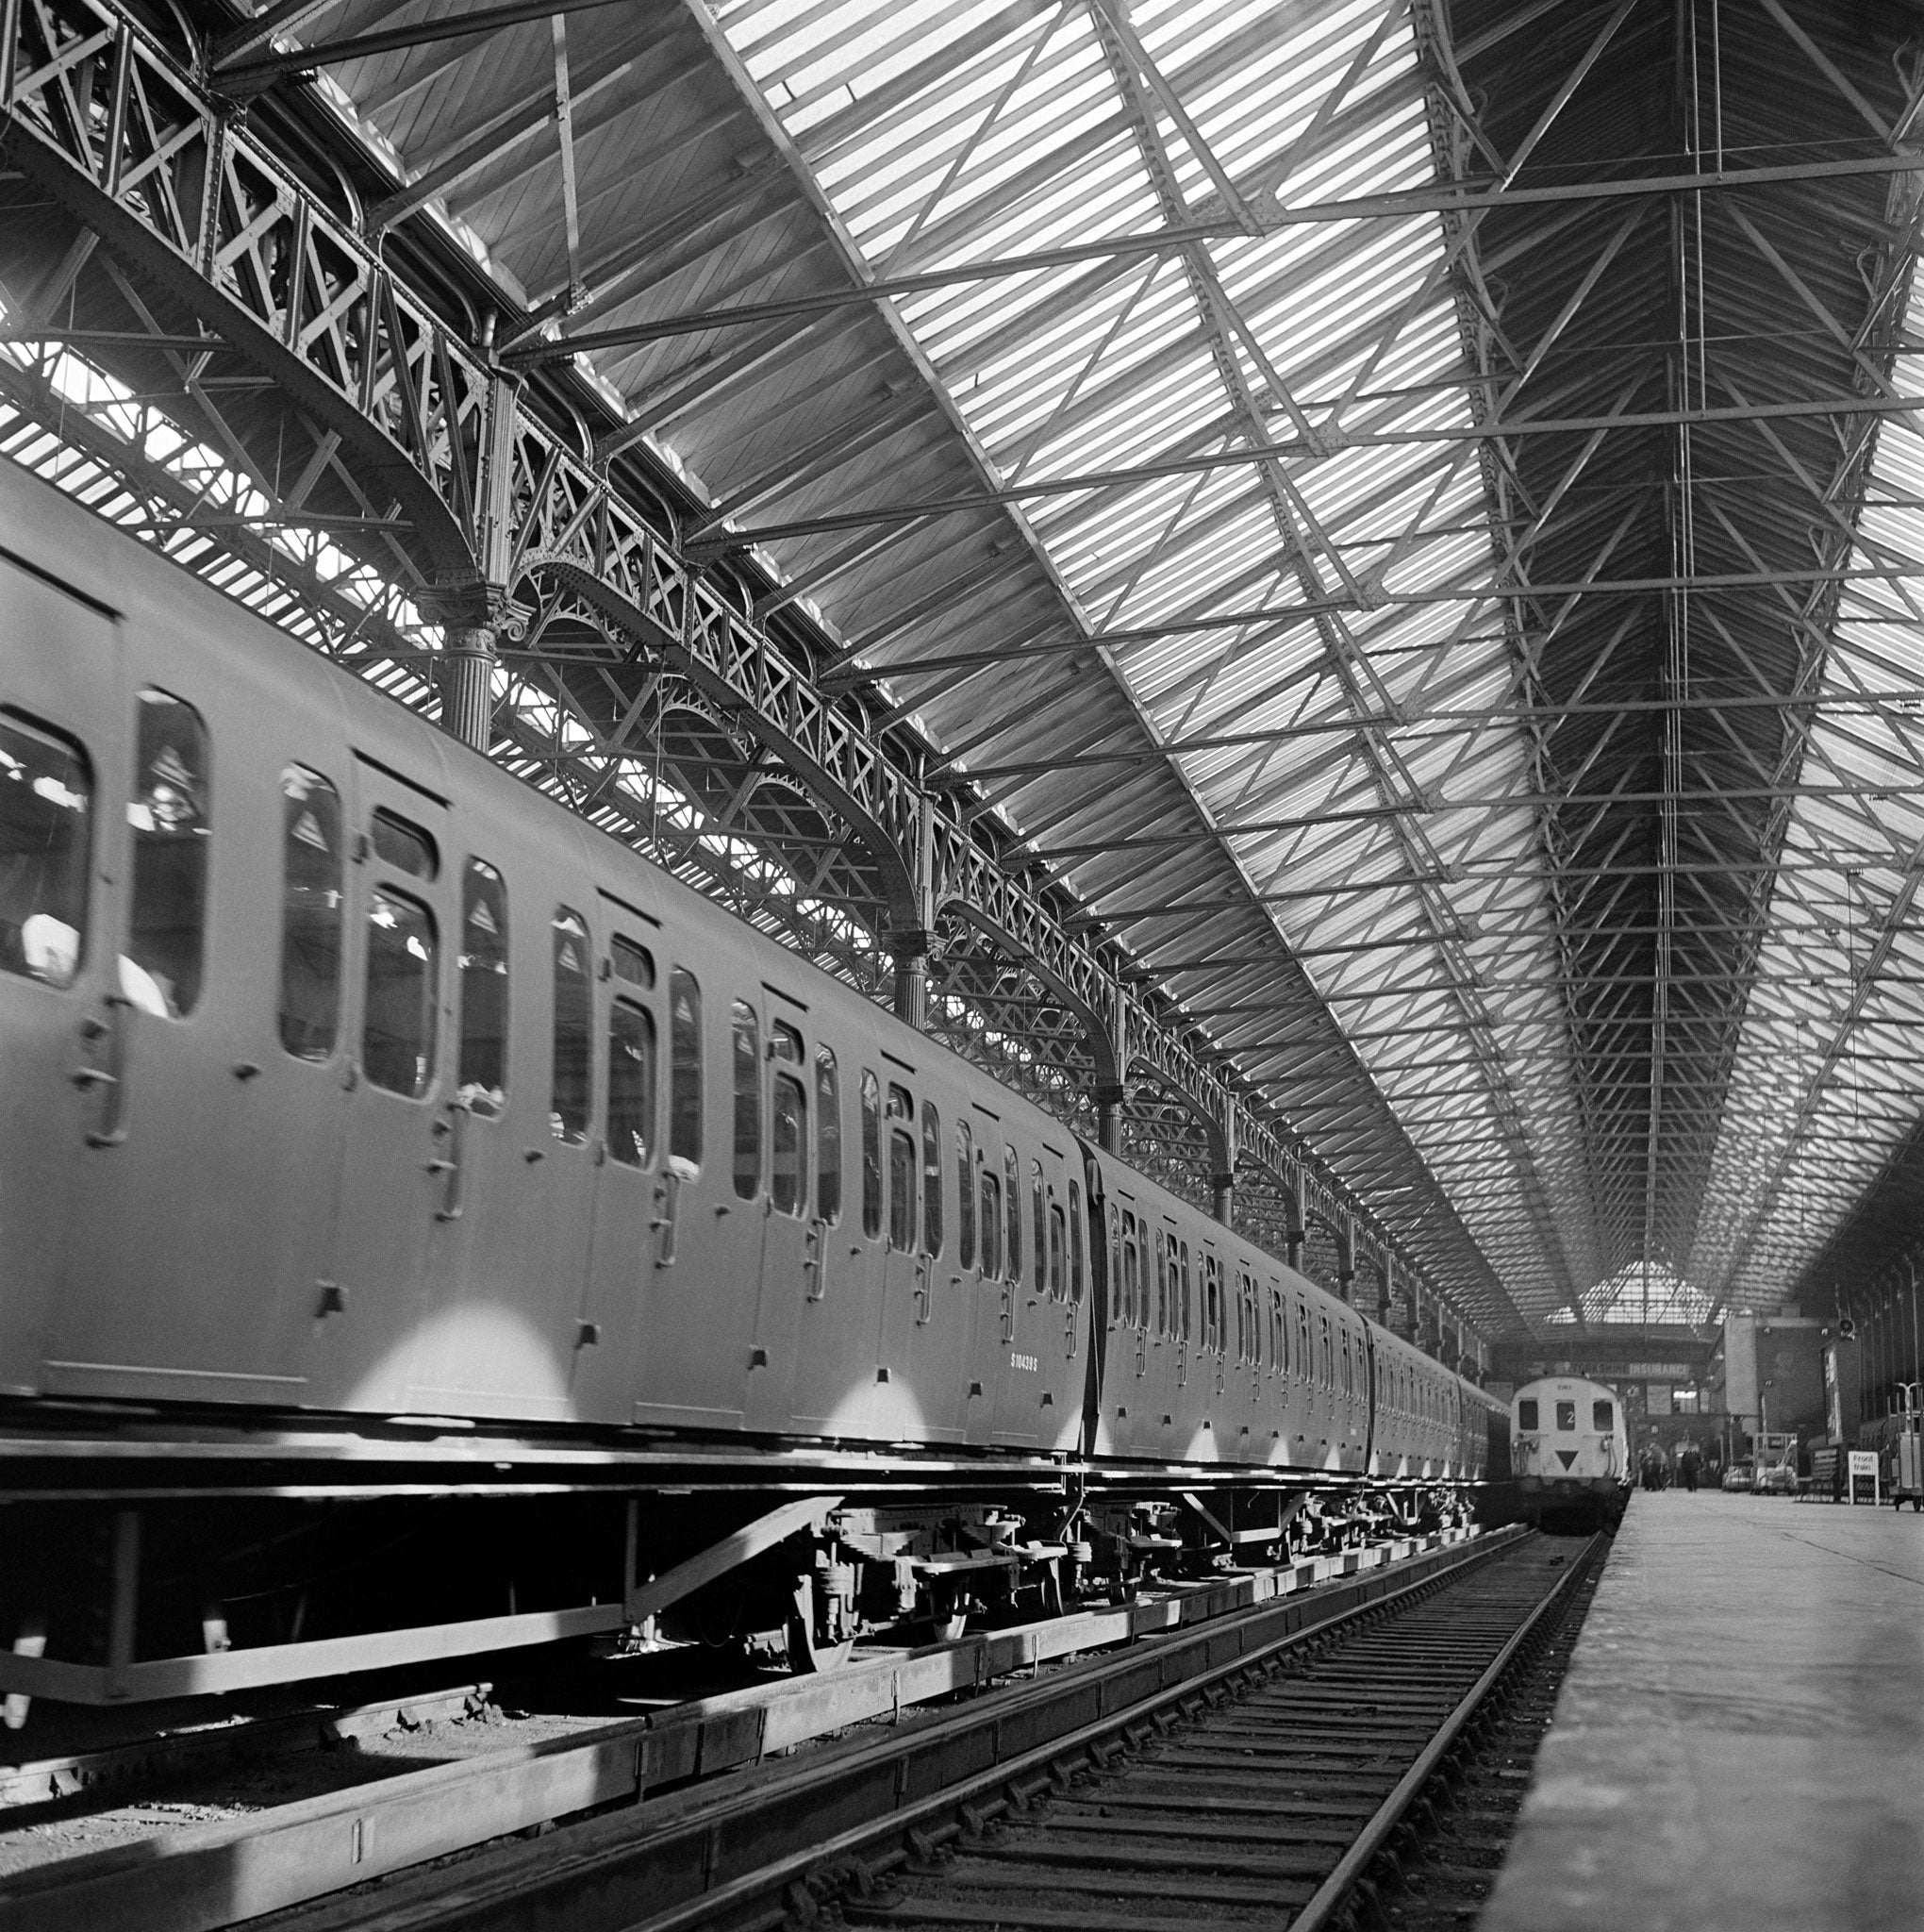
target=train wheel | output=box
[1040,1557,1065,1620]
[786,1574,854,1675]
[928,1579,970,1643]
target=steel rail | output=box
[0,1529,1506,1932]
[1285,1533,1604,1932]
[595,1527,1579,1932]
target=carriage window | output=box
[732,1000,761,1197]
[771,1069,805,1215]
[921,1103,942,1257]
[1069,1180,1085,1303]
[1154,1230,1169,1334]
[860,1070,881,1236]
[456,858,506,1108]
[1180,1242,1192,1341]
[1049,1203,1066,1300]
[1319,1313,1332,1388]
[1555,1400,1577,1432]
[979,1168,1003,1276]
[1297,1303,1311,1382]
[551,907,591,1143]
[1107,1204,1120,1317]
[607,997,655,1167]
[771,1018,802,1062]
[124,690,208,1016]
[1206,1257,1222,1352]
[887,1089,915,1252]
[669,968,702,1169]
[1272,1290,1286,1374]
[956,1119,975,1268]
[276,765,340,1058]
[612,935,655,988]
[1121,1213,1139,1327]
[0,711,91,989]
[1517,1399,1538,1429]
[1032,1161,1046,1290]
[816,1048,841,1224]
[1593,1400,1614,1431]
[363,888,436,1096]
[1005,1146,1021,1285]
[371,807,435,879]
[1340,1328,1352,1397]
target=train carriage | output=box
[0,455,1506,1699]
[1509,1376,1631,1530]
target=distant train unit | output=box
[0,458,1507,1700]
[1508,1376,1631,1531]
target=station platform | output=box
[1481,1489,1924,1932]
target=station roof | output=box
[26,0,1924,1340]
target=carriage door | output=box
[872,1076,926,1427]
[961,1114,1003,1448]
[411,865,603,1419]
[307,758,455,1413]
[988,1143,1041,1449]
[626,965,743,1428]
[1,558,118,1391]
[51,624,346,1401]
[626,988,763,1428]
[573,922,664,1422]
[744,1006,813,1433]
[788,1045,871,1433]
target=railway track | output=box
[1,1526,1512,1931]
[262,1527,1594,1932]
[838,1532,1604,1932]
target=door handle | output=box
[75,995,132,1148]
[652,1167,682,1266]
[804,1220,826,1302]
[1065,1306,1077,1359]
[432,1099,468,1221]
[1000,1282,1014,1342]
[914,1258,932,1325]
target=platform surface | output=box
[1481,1489,1924,1932]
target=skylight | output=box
[717,0,1594,1325]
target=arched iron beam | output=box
[1,0,486,598]
[933,897,1121,1092]
[1124,1065,1232,1180]
[521,553,924,931]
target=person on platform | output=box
[1679,1444,1700,1492]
